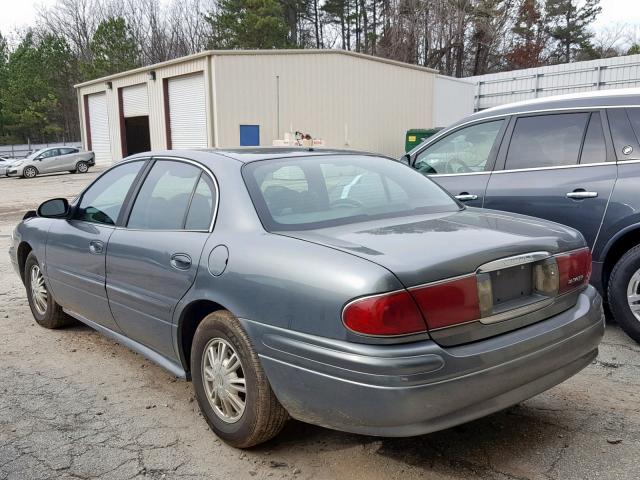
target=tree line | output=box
[0,0,638,145]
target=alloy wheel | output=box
[24,167,37,178]
[627,269,640,323]
[201,338,247,423]
[30,264,48,315]
[77,162,88,173]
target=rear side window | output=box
[607,108,640,160]
[580,113,606,164]
[505,113,589,169]
[184,176,216,230]
[128,160,212,230]
[59,148,79,155]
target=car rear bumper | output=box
[241,285,604,437]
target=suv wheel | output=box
[608,245,640,343]
[24,252,74,329]
[23,166,38,178]
[76,161,89,173]
[191,310,288,448]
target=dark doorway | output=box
[124,116,151,156]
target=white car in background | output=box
[5,147,95,179]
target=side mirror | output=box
[37,198,70,218]
[399,153,411,166]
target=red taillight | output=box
[556,247,592,294]
[342,290,427,336]
[409,275,480,330]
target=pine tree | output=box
[83,17,139,79]
[505,0,548,69]
[546,0,601,63]
[206,0,291,49]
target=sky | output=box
[0,0,638,40]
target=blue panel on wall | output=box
[240,125,260,146]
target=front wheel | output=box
[75,161,89,173]
[24,252,74,329]
[191,310,288,448]
[23,166,38,178]
[608,245,640,343]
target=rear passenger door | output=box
[412,119,507,207]
[484,110,616,249]
[105,158,217,358]
[58,148,80,171]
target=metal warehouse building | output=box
[75,49,474,164]
[470,54,640,111]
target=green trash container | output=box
[405,128,442,152]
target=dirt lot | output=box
[1,170,639,480]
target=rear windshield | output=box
[242,154,459,231]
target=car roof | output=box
[457,87,640,126]
[126,147,390,165]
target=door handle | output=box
[89,240,104,255]
[455,193,478,202]
[170,253,192,270]
[566,189,598,200]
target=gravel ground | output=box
[1,170,639,480]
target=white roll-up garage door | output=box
[168,73,207,149]
[122,83,149,117]
[87,93,112,165]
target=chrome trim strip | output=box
[479,297,554,325]
[429,171,490,178]
[492,162,612,174]
[477,251,551,273]
[407,273,477,291]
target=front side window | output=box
[415,120,504,175]
[128,160,206,230]
[77,161,143,225]
[40,149,59,159]
[243,155,459,231]
[505,113,589,169]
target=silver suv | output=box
[6,147,95,178]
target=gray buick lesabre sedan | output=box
[9,148,604,448]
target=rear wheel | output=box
[23,166,38,178]
[76,161,89,173]
[191,310,288,448]
[24,252,74,329]
[608,245,640,343]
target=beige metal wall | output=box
[212,52,435,157]
[77,56,211,163]
[76,50,437,162]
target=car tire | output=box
[24,252,74,329]
[23,166,38,178]
[76,161,89,173]
[608,245,640,343]
[191,310,288,448]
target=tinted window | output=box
[77,161,143,225]
[415,120,504,175]
[184,175,216,230]
[608,108,640,160]
[580,113,606,164]
[243,155,459,231]
[128,160,202,230]
[505,113,589,169]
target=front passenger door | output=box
[37,149,61,173]
[412,119,507,207]
[106,159,217,359]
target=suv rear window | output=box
[243,155,459,231]
[505,113,589,169]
